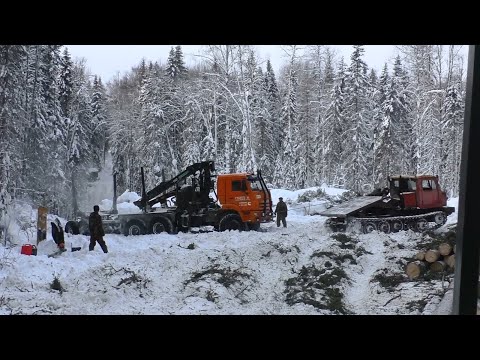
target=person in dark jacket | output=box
[274,197,288,228]
[51,218,66,251]
[89,205,108,253]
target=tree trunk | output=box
[438,242,452,256]
[430,260,447,272]
[425,249,441,263]
[406,261,427,279]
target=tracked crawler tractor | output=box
[320,175,455,234]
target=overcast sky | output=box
[65,45,401,83]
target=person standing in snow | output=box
[51,218,66,251]
[274,197,288,228]
[88,205,108,253]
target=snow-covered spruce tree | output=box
[250,62,270,176]
[66,60,95,215]
[295,58,317,188]
[165,46,188,82]
[273,46,299,189]
[373,63,394,187]
[40,45,66,214]
[181,83,203,168]
[397,45,436,176]
[310,46,335,186]
[441,82,464,197]
[90,76,108,171]
[187,62,220,166]
[342,45,373,193]
[262,59,281,184]
[323,57,347,187]
[174,45,188,80]
[106,62,146,195]
[19,46,64,209]
[199,45,241,174]
[0,45,27,216]
[162,46,191,177]
[390,56,414,176]
[234,45,258,173]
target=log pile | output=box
[406,242,455,279]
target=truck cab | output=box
[389,175,448,209]
[216,172,273,225]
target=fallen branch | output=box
[383,294,401,307]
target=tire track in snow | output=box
[344,232,386,314]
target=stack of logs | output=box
[406,243,456,280]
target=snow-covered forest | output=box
[0,45,466,221]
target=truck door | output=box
[417,178,440,208]
[228,179,251,208]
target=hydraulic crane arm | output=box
[134,161,215,211]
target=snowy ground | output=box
[0,187,462,315]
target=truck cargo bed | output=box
[319,196,383,218]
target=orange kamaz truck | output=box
[66,161,273,236]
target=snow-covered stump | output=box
[425,250,441,263]
[406,261,427,279]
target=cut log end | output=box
[415,251,426,261]
[439,243,452,256]
[425,249,441,263]
[430,260,447,272]
[406,261,427,279]
[444,254,455,268]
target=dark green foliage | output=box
[371,268,407,291]
[185,265,251,288]
[284,264,350,314]
[50,275,65,293]
[310,250,357,265]
[332,233,356,249]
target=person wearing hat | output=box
[274,197,288,228]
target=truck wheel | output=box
[151,217,173,234]
[363,221,377,234]
[124,221,145,236]
[434,212,447,225]
[415,218,428,232]
[378,221,391,234]
[218,213,244,232]
[391,220,403,232]
[404,221,416,231]
[78,220,89,235]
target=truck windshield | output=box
[247,176,262,191]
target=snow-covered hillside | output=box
[0,188,460,315]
